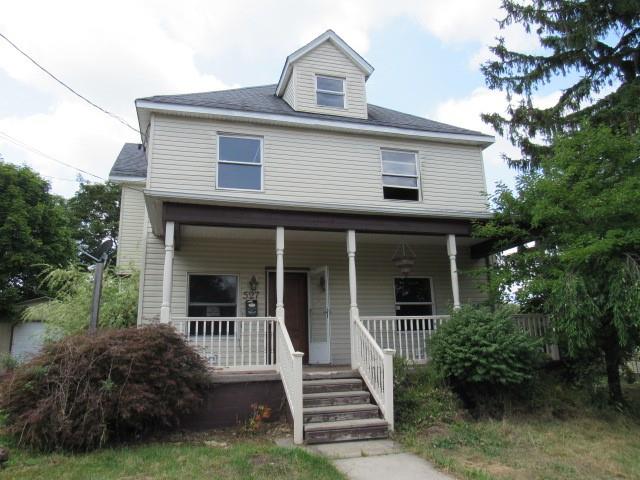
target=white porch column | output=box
[446,234,461,309]
[347,229,360,369]
[275,226,285,319]
[160,221,175,323]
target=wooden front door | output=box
[268,271,309,364]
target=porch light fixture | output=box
[392,243,416,276]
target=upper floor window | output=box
[316,75,345,108]
[381,149,420,201]
[217,135,262,190]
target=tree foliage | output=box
[482,0,640,168]
[23,265,139,337]
[66,181,120,263]
[477,126,640,402]
[0,163,73,318]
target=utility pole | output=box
[83,239,113,335]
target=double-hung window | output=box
[316,75,345,108]
[217,135,262,190]
[394,277,434,330]
[381,149,420,201]
[188,274,238,335]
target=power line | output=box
[0,31,141,136]
[0,130,105,180]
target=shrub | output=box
[0,325,210,452]
[429,306,542,409]
[394,358,460,431]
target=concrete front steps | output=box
[302,370,389,444]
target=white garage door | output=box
[11,322,45,361]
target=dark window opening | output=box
[383,187,419,201]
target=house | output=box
[0,298,48,363]
[109,30,496,444]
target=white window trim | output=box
[315,74,346,109]
[186,273,240,336]
[216,133,264,192]
[393,276,436,316]
[380,148,422,201]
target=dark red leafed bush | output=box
[0,325,210,452]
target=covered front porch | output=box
[144,201,491,443]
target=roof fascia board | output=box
[109,175,146,184]
[276,30,374,97]
[135,100,495,147]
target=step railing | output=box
[171,316,276,370]
[360,315,450,363]
[352,311,394,431]
[275,312,304,444]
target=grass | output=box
[399,385,640,480]
[0,436,345,480]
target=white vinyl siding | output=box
[116,185,146,271]
[148,115,489,216]
[139,230,486,365]
[283,75,296,110]
[291,41,367,119]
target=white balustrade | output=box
[512,313,560,360]
[352,311,394,430]
[275,314,304,444]
[360,315,450,363]
[171,317,276,370]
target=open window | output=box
[381,149,420,201]
[188,274,238,335]
[217,135,262,190]
[316,75,345,108]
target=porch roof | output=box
[144,190,491,245]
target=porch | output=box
[143,203,546,443]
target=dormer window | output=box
[316,75,345,108]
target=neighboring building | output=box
[0,298,47,362]
[110,30,494,443]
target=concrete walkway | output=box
[277,438,453,480]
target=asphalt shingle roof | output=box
[138,84,488,137]
[110,143,147,179]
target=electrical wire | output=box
[0,130,105,180]
[0,31,141,136]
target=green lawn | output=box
[0,438,345,480]
[400,386,640,480]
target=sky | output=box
[0,0,561,198]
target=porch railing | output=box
[512,313,560,361]
[352,312,394,430]
[275,313,304,444]
[171,317,276,370]
[360,315,450,363]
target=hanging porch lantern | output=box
[392,243,416,276]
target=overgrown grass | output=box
[0,437,345,480]
[398,375,640,480]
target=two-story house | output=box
[109,30,494,444]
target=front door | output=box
[268,271,309,364]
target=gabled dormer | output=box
[276,30,374,120]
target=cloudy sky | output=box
[0,0,560,198]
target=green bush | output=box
[429,306,542,409]
[394,358,460,431]
[0,326,210,452]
